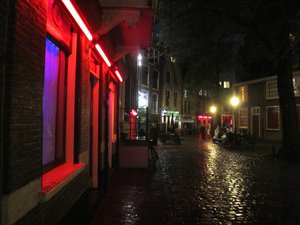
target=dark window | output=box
[266,106,280,130]
[152,93,158,113]
[174,92,177,107]
[174,74,177,84]
[152,70,159,89]
[166,90,170,106]
[141,66,149,86]
[184,101,190,114]
[43,38,66,172]
[166,71,171,83]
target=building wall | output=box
[3,0,46,194]
[235,74,300,143]
[0,1,92,225]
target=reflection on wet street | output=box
[90,136,300,225]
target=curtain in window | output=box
[266,107,279,130]
[43,38,59,165]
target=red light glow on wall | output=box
[95,44,111,67]
[61,0,93,41]
[198,115,212,120]
[115,70,123,82]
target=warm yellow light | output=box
[230,96,240,107]
[210,105,217,113]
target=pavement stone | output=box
[60,136,300,225]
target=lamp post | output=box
[230,96,240,132]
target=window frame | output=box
[266,105,280,130]
[42,37,67,173]
[223,81,230,88]
[151,93,158,114]
[141,65,149,87]
[166,71,171,83]
[173,92,177,107]
[266,80,279,99]
[152,69,159,90]
[238,107,248,128]
[165,90,170,107]
[239,85,248,102]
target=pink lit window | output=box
[43,38,66,172]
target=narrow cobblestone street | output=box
[83,136,300,225]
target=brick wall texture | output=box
[14,169,89,225]
[3,0,46,193]
[2,1,91,224]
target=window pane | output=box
[152,94,158,113]
[266,106,279,129]
[266,80,278,99]
[166,90,170,106]
[166,71,170,83]
[152,70,159,89]
[138,90,149,108]
[239,107,248,128]
[43,39,60,165]
[141,66,148,86]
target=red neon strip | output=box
[95,44,111,67]
[61,0,93,41]
[115,70,123,82]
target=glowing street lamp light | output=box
[230,96,240,107]
[209,105,217,114]
[137,53,142,66]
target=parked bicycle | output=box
[213,127,256,148]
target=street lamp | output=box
[209,105,217,114]
[230,96,240,131]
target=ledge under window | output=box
[42,162,85,201]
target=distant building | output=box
[160,54,183,131]
[233,72,300,143]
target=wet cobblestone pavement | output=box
[89,136,300,225]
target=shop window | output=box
[152,93,158,114]
[152,70,159,90]
[266,106,280,130]
[238,107,248,128]
[165,90,170,106]
[141,66,149,86]
[43,38,66,172]
[266,80,278,99]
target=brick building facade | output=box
[0,0,156,224]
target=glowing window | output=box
[238,107,248,128]
[43,38,66,172]
[239,85,248,102]
[223,81,230,88]
[138,90,149,108]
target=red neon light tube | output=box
[115,70,123,82]
[61,0,93,41]
[95,44,111,67]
